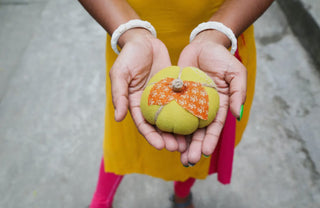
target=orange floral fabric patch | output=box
[148,78,209,120]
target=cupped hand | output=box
[178,30,247,166]
[109,28,183,151]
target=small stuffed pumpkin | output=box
[140,66,219,135]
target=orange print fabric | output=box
[148,78,209,120]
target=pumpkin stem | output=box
[171,78,184,92]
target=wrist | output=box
[189,21,237,54]
[118,28,155,48]
[191,29,231,49]
[111,19,157,54]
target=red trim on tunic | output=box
[208,109,236,184]
[208,49,241,184]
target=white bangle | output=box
[111,19,157,55]
[190,21,237,55]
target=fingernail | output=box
[183,164,189,168]
[188,162,195,167]
[237,105,244,121]
[203,154,210,158]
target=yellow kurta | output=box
[103,0,256,181]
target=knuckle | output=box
[206,131,220,141]
[109,67,117,78]
[216,119,225,129]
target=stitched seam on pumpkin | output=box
[178,66,183,79]
[154,105,164,124]
[147,82,156,87]
[202,83,217,90]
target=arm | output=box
[178,0,274,165]
[212,0,274,36]
[78,0,141,47]
[191,0,274,117]
[197,0,274,48]
[78,0,175,150]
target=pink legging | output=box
[90,158,195,208]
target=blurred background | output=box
[0,0,319,207]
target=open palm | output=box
[109,35,174,150]
[178,39,247,165]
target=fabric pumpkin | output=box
[140,66,219,135]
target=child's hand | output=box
[178,30,247,165]
[109,28,177,150]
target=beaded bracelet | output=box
[189,21,237,55]
[111,19,157,55]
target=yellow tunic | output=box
[103,0,256,181]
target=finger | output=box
[180,148,189,167]
[188,128,206,165]
[202,100,229,156]
[109,61,131,122]
[180,136,192,166]
[162,132,179,152]
[176,134,187,152]
[225,61,247,119]
[130,105,165,150]
[177,44,199,68]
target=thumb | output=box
[109,64,130,122]
[177,44,199,68]
[226,61,247,121]
[151,39,172,70]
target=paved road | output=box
[1,1,319,207]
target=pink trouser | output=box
[90,158,195,208]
